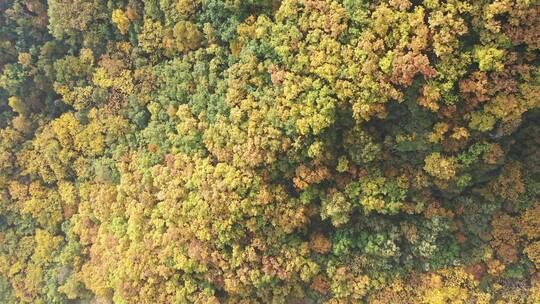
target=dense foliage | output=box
[1,0,539,303]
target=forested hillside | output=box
[0,0,539,303]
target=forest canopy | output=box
[0,0,539,303]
